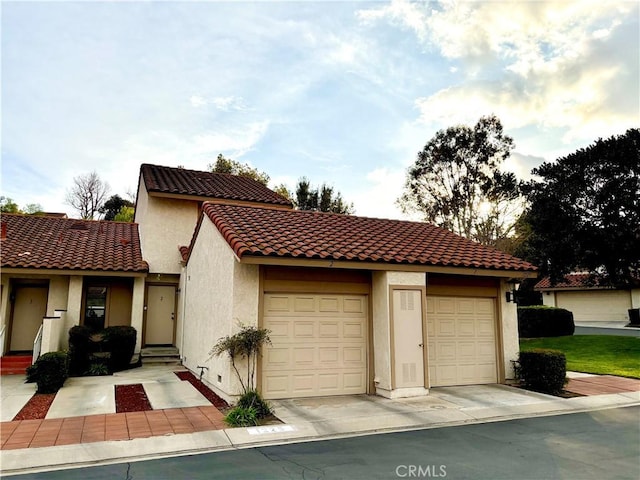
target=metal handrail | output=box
[32,324,43,364]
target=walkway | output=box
[1,406,224,450]
[565,372,640,396]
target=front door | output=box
[10,286,48,352]
[144,285,176,346]
[392,289,425,389]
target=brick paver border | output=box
[1,406,225,450]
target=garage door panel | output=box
[427,296,497,387]
[262,293,367,399]
[294,322,315,338]
[266,295,290,312]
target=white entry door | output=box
[144,285,176,346]
[392,290,425,389]
[10,286,48,351]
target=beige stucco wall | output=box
[131,277,145,353]
[541,291,556,307]
[62,276,84,349]
[0,276,10,354]
[632,289,640,309]
[135,178,199,275]
[499,280,519,380]
[182,217,259,403]
[556,290,632,322]
[46,276,69,317]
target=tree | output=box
[522,128,640,286]
[398,115,522,247]
[0,197,20,213]
[65,171,110,220]
[23,203,44,215]
[295,177,354,214]
[113,206,134,222]
[272,183,294,203]
[99,194,134,221]
[209,154,270,186]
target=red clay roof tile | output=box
[202,203,537,272]
[1,215,148,273]
[140,164,292,207]
[535,273,620,290]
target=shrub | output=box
[518,306,575,338]
[87,361,110,376]
[237,390,272,419]
[517,349,567,395]
[225,405,258,427]
[29,352,69,393]
[103,326,137,372]
[68,325,94,375]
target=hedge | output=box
[518,306,575,338]
[103,326,137,372]
[517,349,567,395]
[26,351,69,393]
[68,325,94,375]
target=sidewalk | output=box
[1,368,639,476]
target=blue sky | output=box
[2,1,638,219]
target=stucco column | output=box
[631,289,640,309]
[63,276,84,348]
[131,277,145,353]
[372,271,392,397]
[46,276,70,317]
[500,279,519,380]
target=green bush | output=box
[29,352,69,393]
[517,349,567,395]
[68,325,94,375]
[518,306,575,338]
[237,390,272,419]
[87,361,110,376]
[103,326,137,372]
[225,406,258,427]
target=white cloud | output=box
[350,167,407,219]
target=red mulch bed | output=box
[13,393,56,420]
[115,384,153,413]
[175,371,229,409]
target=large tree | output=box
[522,128,640,285]
[295,177,354,214]
[65,171,110,220]
[209,154,270,186]
[99,194,134,221]
[398,115,522,247]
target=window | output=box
[85,286,107,330]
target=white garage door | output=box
[426,296,497,387]
[556,290,631,322]
[261,293,368,399]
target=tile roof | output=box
[202,204,537,272]
[535,273,616,290]
[179,245,190,262]
[1,214,148,273]
[140,164,292,207]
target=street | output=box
[9,406,639,480]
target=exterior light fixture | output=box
[506,280,521,303]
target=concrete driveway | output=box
[269,384,567,436]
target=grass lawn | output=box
[520,335,640,379]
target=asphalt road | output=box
[574,326,640,337]
[10,406,639,480]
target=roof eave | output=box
[0,267,148,277]
[237,255,538,278]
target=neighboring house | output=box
[2,163,539,405]
[535,274,640,323]
[0,214,148,357]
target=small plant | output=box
[518,349,567,395]
[224,405,258,427]
[28,351,69,393]
[237,389,272,419]
[87,362,110,376]
[210,323,271,394]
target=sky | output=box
[2,0,638,220]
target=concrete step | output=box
[0,355,33,375]
[140,347,180,365]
